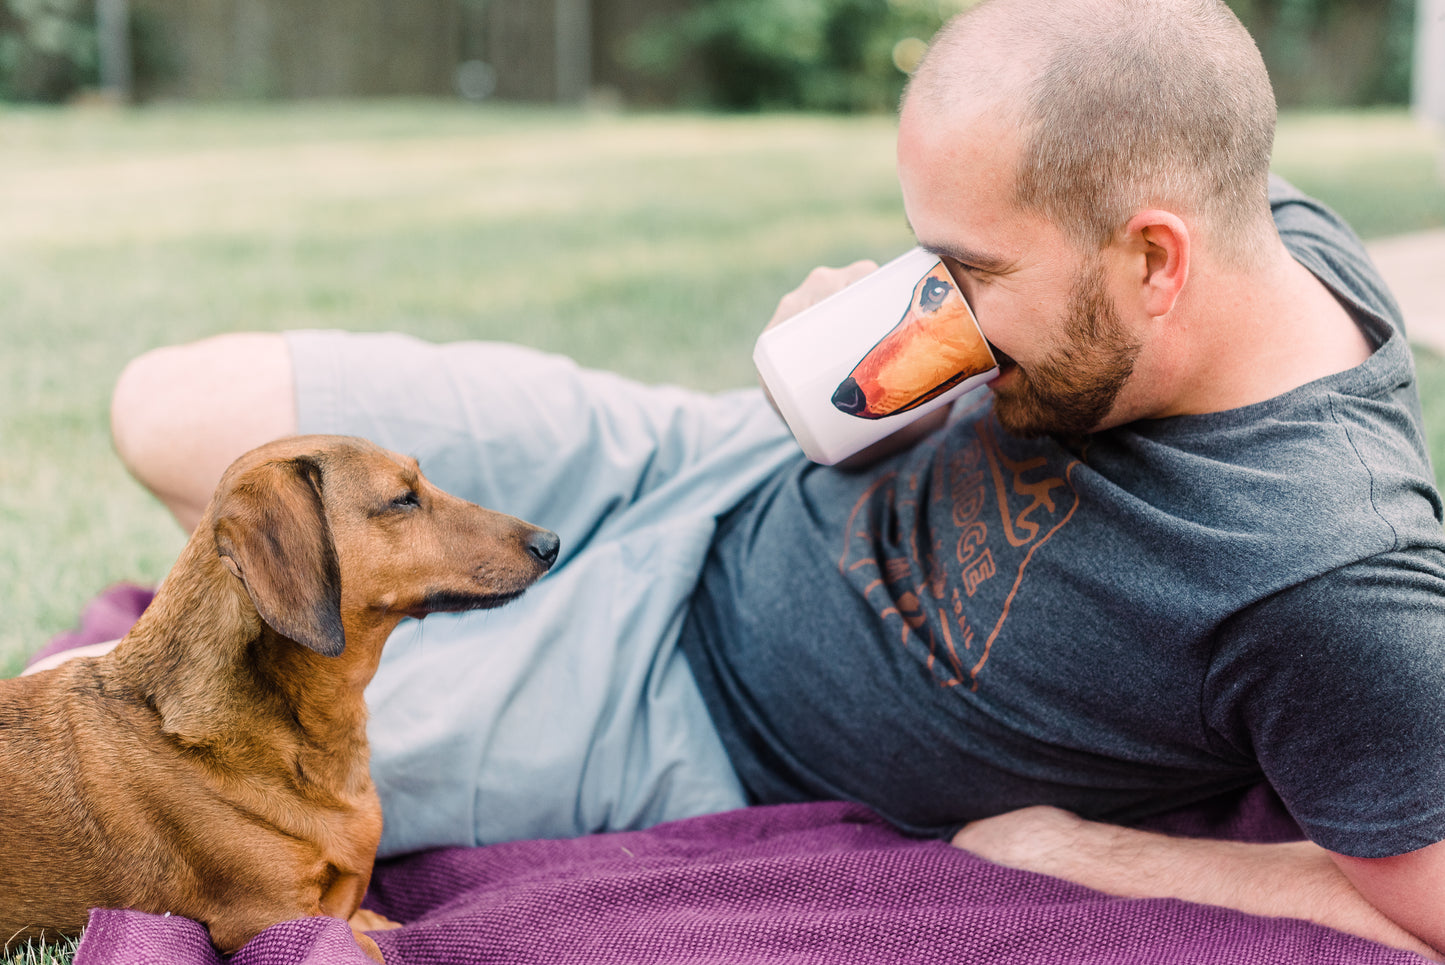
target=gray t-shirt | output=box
[680,179,1445,859]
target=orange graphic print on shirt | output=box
[839,412,1082,690]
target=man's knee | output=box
[112,332,297,527]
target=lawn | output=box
[1,100,1444,965]
[0,937,80,965]
[2,102,1444,686]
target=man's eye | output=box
[918,278,951,312]
[943,256,985,280]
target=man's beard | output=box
[990,259,1142,439]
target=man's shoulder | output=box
[1269,175,1407,342]
[1086,371,1438,530]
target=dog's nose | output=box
[831,377,868,415]
[527,530,561,568]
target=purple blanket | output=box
[73,801,1420,965]
[41,587,1425,964]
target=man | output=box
[109,0,1445,956]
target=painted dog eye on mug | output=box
[918,277,950,313]
[831,260,996,420]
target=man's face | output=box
[896,96,1142,438]
[987,256,1141,438]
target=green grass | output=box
[0,101,916,677]
[1273,109,1445,239]
[0,98,1443,965]
[1,937,80,965]
[3,103,1444,679]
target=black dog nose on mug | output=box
[831,377,868,415]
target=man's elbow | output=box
[1329,839,1445,960]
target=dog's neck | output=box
[111,540,397,801]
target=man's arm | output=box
[951,806,1441,960]
[1331,840,1445,957]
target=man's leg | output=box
[111,332,297,532]
[272,330,797,853]
[113,328,798,851]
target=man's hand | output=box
[952,806,1441,961]
[763,260,879,335]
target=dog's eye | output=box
[391,491,420,510]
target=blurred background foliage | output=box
[0,0,1423,109]
[0,0,96,101]
[1229,0,1416,106]
[621,0,974,111]
[625,0,1416,111]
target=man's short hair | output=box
[916,0,1277,264]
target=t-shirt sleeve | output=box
[1204,550,1445,858]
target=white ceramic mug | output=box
[754,247,998,464]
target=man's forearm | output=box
[951,806,1440,960]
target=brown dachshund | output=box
[0,434,559,961]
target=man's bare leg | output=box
[27,335,294,674]
[111,332,298,533]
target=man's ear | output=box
[1122,210,1190,319]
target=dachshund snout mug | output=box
[754,247,999,465]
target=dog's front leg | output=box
[320,869,399,962]
[350,907,402,932]
[349,926,386,963]
[351,901,403,961]
[349,908,404,964]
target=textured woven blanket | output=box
[69,799,1423,964]
[41,586,1423,964]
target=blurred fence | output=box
[122,0,694,103]
[131,0,459,99]
[0,0,693,103]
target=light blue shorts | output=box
[287,331,800,856]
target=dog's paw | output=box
[349,907,402,932]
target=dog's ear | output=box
[213,456,346,657]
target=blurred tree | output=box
[626,0,1417,112]
[95,0,130,99]
[0,0,96,100]
[1227,0,1414,107]
[0,0,1420,108]
[624,0,977,111]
